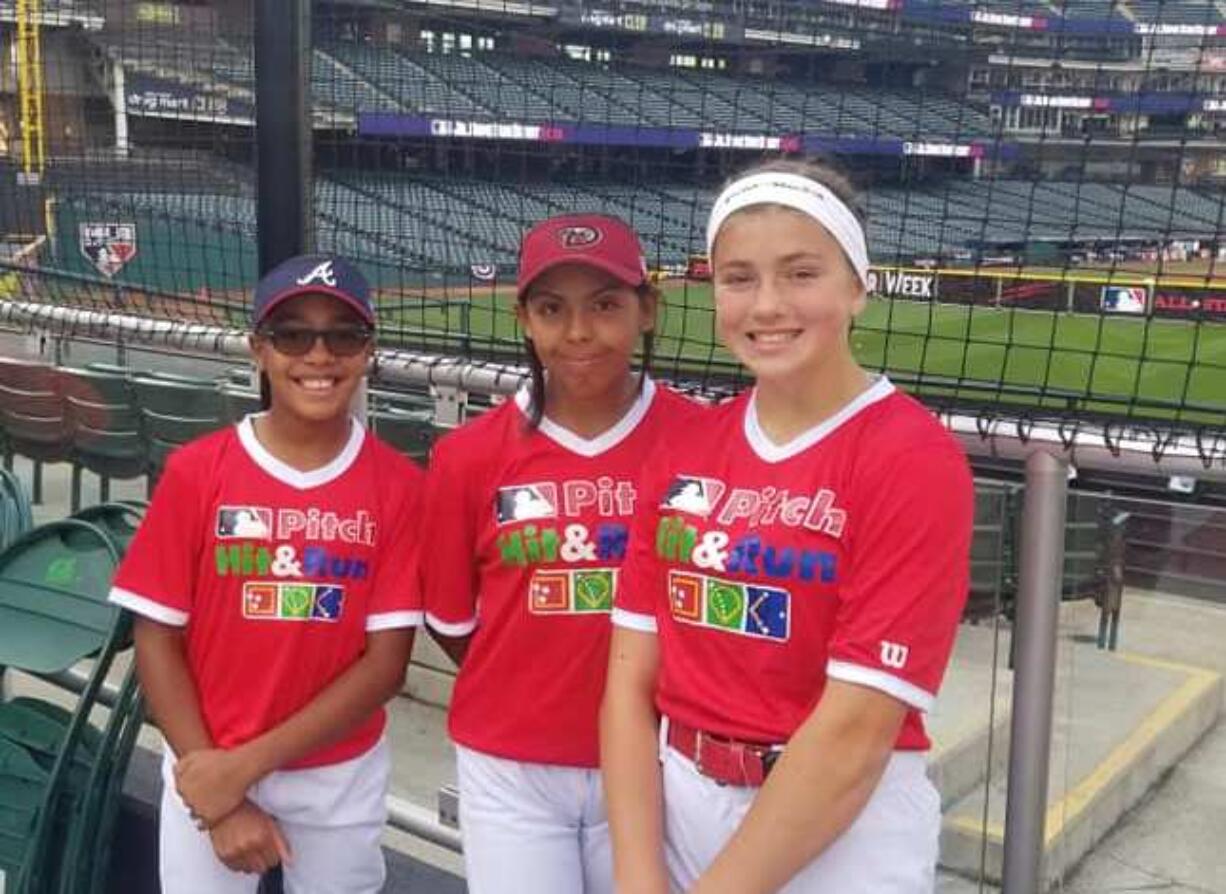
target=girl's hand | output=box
[175,748,259,828]
[209,800,291,874]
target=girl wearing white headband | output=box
[603,159,973,893]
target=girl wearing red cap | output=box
[109,254,423,892]
[602,160,973,893]
[422,214,698,893]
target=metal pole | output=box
[255,0,312,272]
[1001,449,1068,894]
[112,61,129,159]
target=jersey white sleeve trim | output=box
[826,659,936,713]
[425,612,478,637]
[611,607,658,633]
[108,587,189,627]
[366,610,425,631]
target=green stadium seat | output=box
[0,519,135,893]
[369,405,437,464]
[132,375,226,482]
[0,470,33,553]
[220,386,263,424]
[71,503,145,555]
[0,360,70,505]
[60,367,147,512]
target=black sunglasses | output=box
[257,325,374,358]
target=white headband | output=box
[706,172,870,287]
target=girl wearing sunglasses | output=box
[110,254,423,892]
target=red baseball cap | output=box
[517,214,648,299]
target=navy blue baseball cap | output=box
[252,254,374,327]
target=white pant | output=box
[662,743,940,893]
[159,738,390,894]
[455,744,613,894]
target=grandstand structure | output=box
[1,0,1221,421]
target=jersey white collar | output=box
[237,413,366,490]
[515,377,657,458]
[743,375,895,464]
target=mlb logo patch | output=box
[668,572,703,622]
[217,506,272,539]
[573,569,615,612]
[529,572,571,613]
[496,483,558,525]
[661,476,723,517]
[242,583,278,618]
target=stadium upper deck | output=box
[45,166,1222,280]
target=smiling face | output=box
[250,293,373,426]
[517,262,656,406]
[711,205,866,387]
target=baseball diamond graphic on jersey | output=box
[615,380,974,752]
[423,379,703,767]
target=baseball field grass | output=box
[381,280,1226,425]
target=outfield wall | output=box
[867,266,1226,320]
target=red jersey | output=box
[424,379,698,767]
[615,378,972,750]
[110,416,424,769]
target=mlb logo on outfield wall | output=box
[1100,286,1147,315]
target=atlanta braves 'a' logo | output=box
[296,260,337,287]
[557,226,602,249]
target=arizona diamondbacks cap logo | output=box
[79,223,137,278]
[557,226,602,249]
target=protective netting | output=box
[2,0,1223,431]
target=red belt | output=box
[666,718,782,788]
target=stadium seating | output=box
[0,359,70,505]
[312,174,1222,273]
[60,367,146,512]
[49,168,1221,277]
[1126,0,1223,23]
[0,517,133,893]
[0,360,442,498]
[113,35,984,141]
[0,469,33,553]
